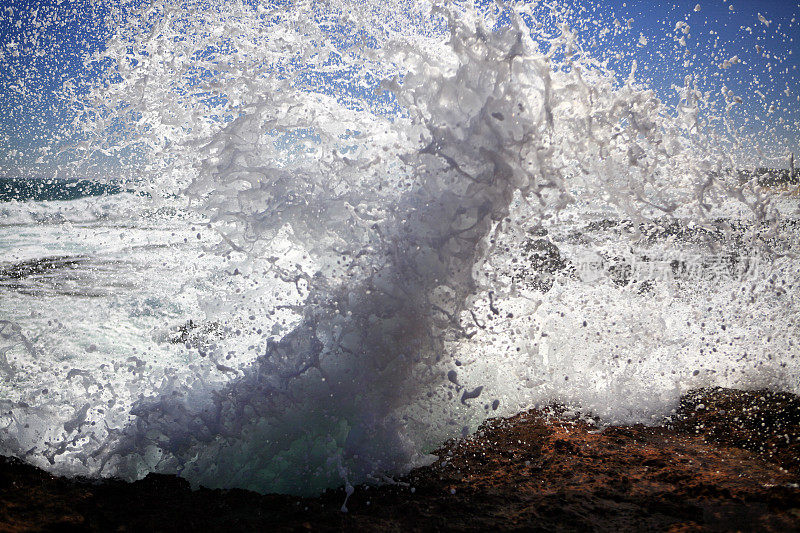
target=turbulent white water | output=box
[1,0,799,498]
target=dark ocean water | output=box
[0,177,125,202]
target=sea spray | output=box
[1,0,798,495]
[102,5,572,494]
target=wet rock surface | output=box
[2,387,799,532]
[0,256,131,297]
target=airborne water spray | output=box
[1,0,798,497]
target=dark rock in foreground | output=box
[2,387,799,531]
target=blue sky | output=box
[0,0,115,175]
[584,0,800,164]
[0,0,798,176]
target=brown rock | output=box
[1,387,799,531]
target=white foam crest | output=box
[0,193,147,227]
[1,0,796,496]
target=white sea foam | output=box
[1,0,798,497]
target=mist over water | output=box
[1,1,798,497]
